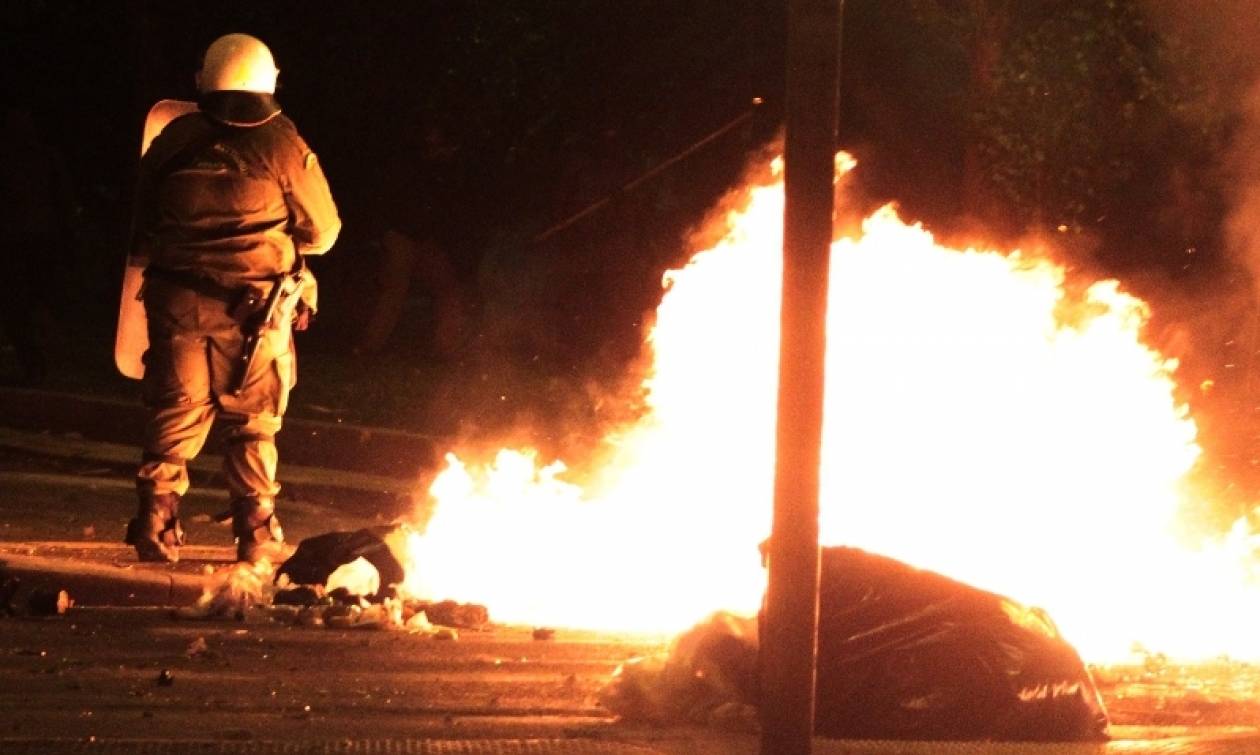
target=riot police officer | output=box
[127,33,340,563]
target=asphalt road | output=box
[0,606,670,746]
[6,608,1260,754]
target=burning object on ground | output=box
[275,527,405,602]
[269,527,489,632]
[602,547,1109,741]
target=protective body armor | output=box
[132,91,339,288]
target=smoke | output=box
[1118,1,1260,511]
[1142,2,1260,89]
[1143,0,1260,284]
[1225,83,1260,288]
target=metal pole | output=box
[760,1,841,754]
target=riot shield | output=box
[114,98,198,379]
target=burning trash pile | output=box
[178,148,1260,739]
[399,152,1260,663]
[600,548,1109,742]
[177,526,489,635]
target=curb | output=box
[0,550,206,607]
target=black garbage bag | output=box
[809,546,1109,741]
[274,526,405,602]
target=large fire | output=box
[397,155,1260,664]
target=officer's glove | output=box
[294,300,315,332]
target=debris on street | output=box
[600,611,757,729]
[419,599,488,628]
[275,527,404,601]
[185,636,209,657]
[27,587,72,616]
[175,559,275,621]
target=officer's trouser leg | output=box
[220,412,285,562]
[214,323,293,564]
[133,323,217,562]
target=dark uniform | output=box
[128,90,340,562]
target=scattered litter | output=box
[418,600,488,629]
[404,610,433,633]
[324,604,362,629]
[353,603,392,630]
[185,637,209,658]
[175,560,275,620]
[325,587,360,606]
[600,612,755,727]
[326,557,380,598]
[28,588,73,616]
[273,586,322,606]
[296,607,325,628]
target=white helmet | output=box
[198,34,278,94]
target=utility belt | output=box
[144,266,282,324]
[144,265,261,301]
[144,263,316,332]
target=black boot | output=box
[231,497,285,564]
[125,492,185,563]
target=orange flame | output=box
[402,155,1260,663]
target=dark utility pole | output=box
[760,1,842,754]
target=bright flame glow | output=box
[402,155,1260,663]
